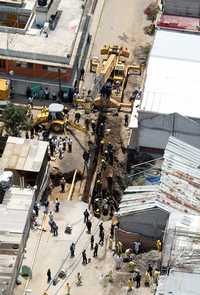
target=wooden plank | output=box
[67,169,77,201]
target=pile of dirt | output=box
[106,115,128,203]
[50,166,82,186]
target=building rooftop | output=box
[161,136,200,213]
[157,14,200,33]
[162,212,200,271]
[0,136,48,172]
[0,0,83,65]
[140,29,200,119]
[156,270,200,295]
[0,186,35,294]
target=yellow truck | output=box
[0,79,10,100]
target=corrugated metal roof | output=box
[0,186,35,294]
[0,137,48,172]
[156,271,200,295]
[161,136,200,213]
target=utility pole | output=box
[58,68,62,100]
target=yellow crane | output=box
[90,45,137,109]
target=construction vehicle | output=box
[90,45,142,109]
[0,79,10,100]
[34,103,87,133]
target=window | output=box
[0,59,6,68]
[60,68,66,73]
[47,66,58,72]
[42,65,48,70]
[27,63,33,69]
[15,61,28,68]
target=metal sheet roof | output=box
[156,270,200,295]
[141,30,200,118]
[0,137,48,172]
[161,136,200,213]
[0,186,35,294]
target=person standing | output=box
[62,138,66,151]
[55,198,60,213]
[60,177,66,193]
[99,230,104,246]
[76,272,82,286]
[66,282,71,295]
[70,242,75,258]
[82,249,87,264]
[47,268,51,283]
[44,87,49,100]
[33,202,39,217]
[86,219,92,234]
[48,212,54,232]
[90,235,94,250]
[52,222,58,236]
[133,240,141,254]
[91,120,96,134]
[84,209,89,223]
[135,272,141,288]
[99,223,104,235]
[124,114,129,127]
[68,138,72,153]
[93,243,98,257]
[127,278,133,292]
[147,264,153,277]
[80,68,85,81]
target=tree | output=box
[2,103,33,136]
[144,2,159,22]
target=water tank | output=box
[38,0,47,6]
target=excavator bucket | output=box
[100,45,110,55]
[121,47,130,58]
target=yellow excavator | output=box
[34,103,87,133]
[90,45,142,109]
[0,79,10,100]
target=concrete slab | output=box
[0,0,83,63]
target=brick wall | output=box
[0,59,72,82]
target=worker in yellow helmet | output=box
[153,268,160,285]
[144,271,150,287]
[127,277,133,292]
[128,261,136,272]
[76,272,82,286]
[156,239,162,252]
[109,236,113,250]
[65,282,71,295]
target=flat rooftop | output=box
[157,14,200,33]
[0,0,83,65]
[141,29,200,118]
[0,136,48,172]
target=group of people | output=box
[48,209,59,236]
[49,135,73,160]
[144,264,160,287]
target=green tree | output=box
[2,103,33,136]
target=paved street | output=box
[13,1,153,295]
[84,0,152,90]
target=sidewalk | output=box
[14,200,112,295]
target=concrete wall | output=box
[136,111,200,151]
[163,0,200,17]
